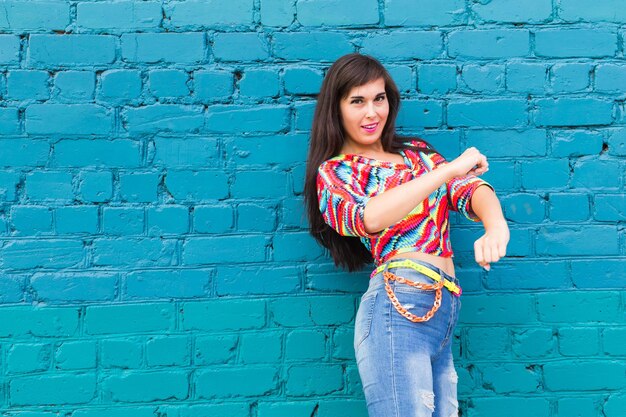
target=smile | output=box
[361,122,379,132]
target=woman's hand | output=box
[447,147,489,178]
[474,222,510,271]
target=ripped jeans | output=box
[354,259,460,417]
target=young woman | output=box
[304,54,509,417]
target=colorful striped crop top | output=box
[316,139,493,266]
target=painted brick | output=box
[6,70,49,100]
[193,205,234,233]
[149,70,189,98]
[121,33,205,63]
[273,231,325,261]
[146,336,190,366]
[294,101,316,131]
[460,294,534,324]
[101,338,143,368]
[285,365,343,396]
[119,172,159,203]
[595,63,626,92]
[54,139,139,171]
[387,65,413,93]
[30,272,117,302]
[182,299,265,331]
[257,402,318,417]
[102,207,144,235]
[284,67,323,95]
[224,134,311,167]
[194,70,233,100]
[551,130,604,157]
[396,100,444,128]
[232,170,288,199]
[550,63,591,93]
[469,398,550,417]
[73,408,159,417]
[556,398,597,417]
[124,269,209,299]
[240,69,280,97]
[213,32,270,62]
[282,197,308,229]
[215,265,301,296]
[195,367,278,398]
[194,334,238,365]
[317,401,368,417]
[27,104,112,135]
[521,159,570,189]
[271,295,354,327]
[240,331,282,364]
[511,328,554,359]
[0,107,20,134]
[261,0,294,26]
[55,341,96,370]
[361,31,442,60]
[86,303,175,335]
[558,327,599,356]
[10,374,96,406]
[501,193,546,223]
[571,159,620,189]
[465,327,509,359]
[571,260,626,289]
[25,171,73,202]
[472,0,552,23]
[98,70,143,103]
[535,29,617,58]
[603,328,626,355]
[607,127,626,155]
[273,32,353,61]
[506,62,547,93]
[183,236,267,265]
[10,206,53,235]
[460,64,505,93]
[77,1,162,30]
[536,226,619,256]
[485,261,569,290]
[560,0,626,22]
[167,0,254,27]
[147,206,189,236]
[0,138,45,166]
[594,194,626,221]
[54,71,95,101]
[124,105,204,133]
[549,193,590,222]
[535,98,613,127]
[465,129,546,157]
[605,395,626,417]
[448,29,529,59]
[1,240,83,270]
[418,64,457,94]
[237,204,275,232]
[0,1,69,30]
[7,343,51,374]
[332,327,354,360]
[480,363,541,393]
[153,137,219,167]
[0,306,79,337]
[537,291,621,323]
[28,34,115,66]
[92,238,176,267]
[0,274,25,303]
[447,99,527,127]
[384,0,465,26]
[206,105,289,133]
[0,34,19,63]
[78,171,113,203]
[102,371,189,402]
[544,361,626,390]
[298,0,378,25]
[165,170,229,201]
[286,329,327,360]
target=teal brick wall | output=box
[0,1,624,416]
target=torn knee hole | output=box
[419,390,435,411]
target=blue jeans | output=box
[354,259,461,417]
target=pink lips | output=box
[362,122,378,133]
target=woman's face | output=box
[339,77,389,152]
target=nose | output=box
[365,101,376,118]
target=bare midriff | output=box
[388,251,456,278]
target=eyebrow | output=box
[349,92,386,99]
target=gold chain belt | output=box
[371,260,462,323]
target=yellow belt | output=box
[371,259,462,297]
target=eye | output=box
[375,95,386,102]
[350,98,363,104]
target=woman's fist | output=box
[447,147,489,178]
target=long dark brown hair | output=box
[304,53,433,271]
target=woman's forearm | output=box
[363,165,454,233]
[470,185,507,229]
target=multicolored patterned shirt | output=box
[316,139,492,266]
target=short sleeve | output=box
[429,152,494,222]
[317,165,375,238]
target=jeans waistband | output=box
[370,258,461,296]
